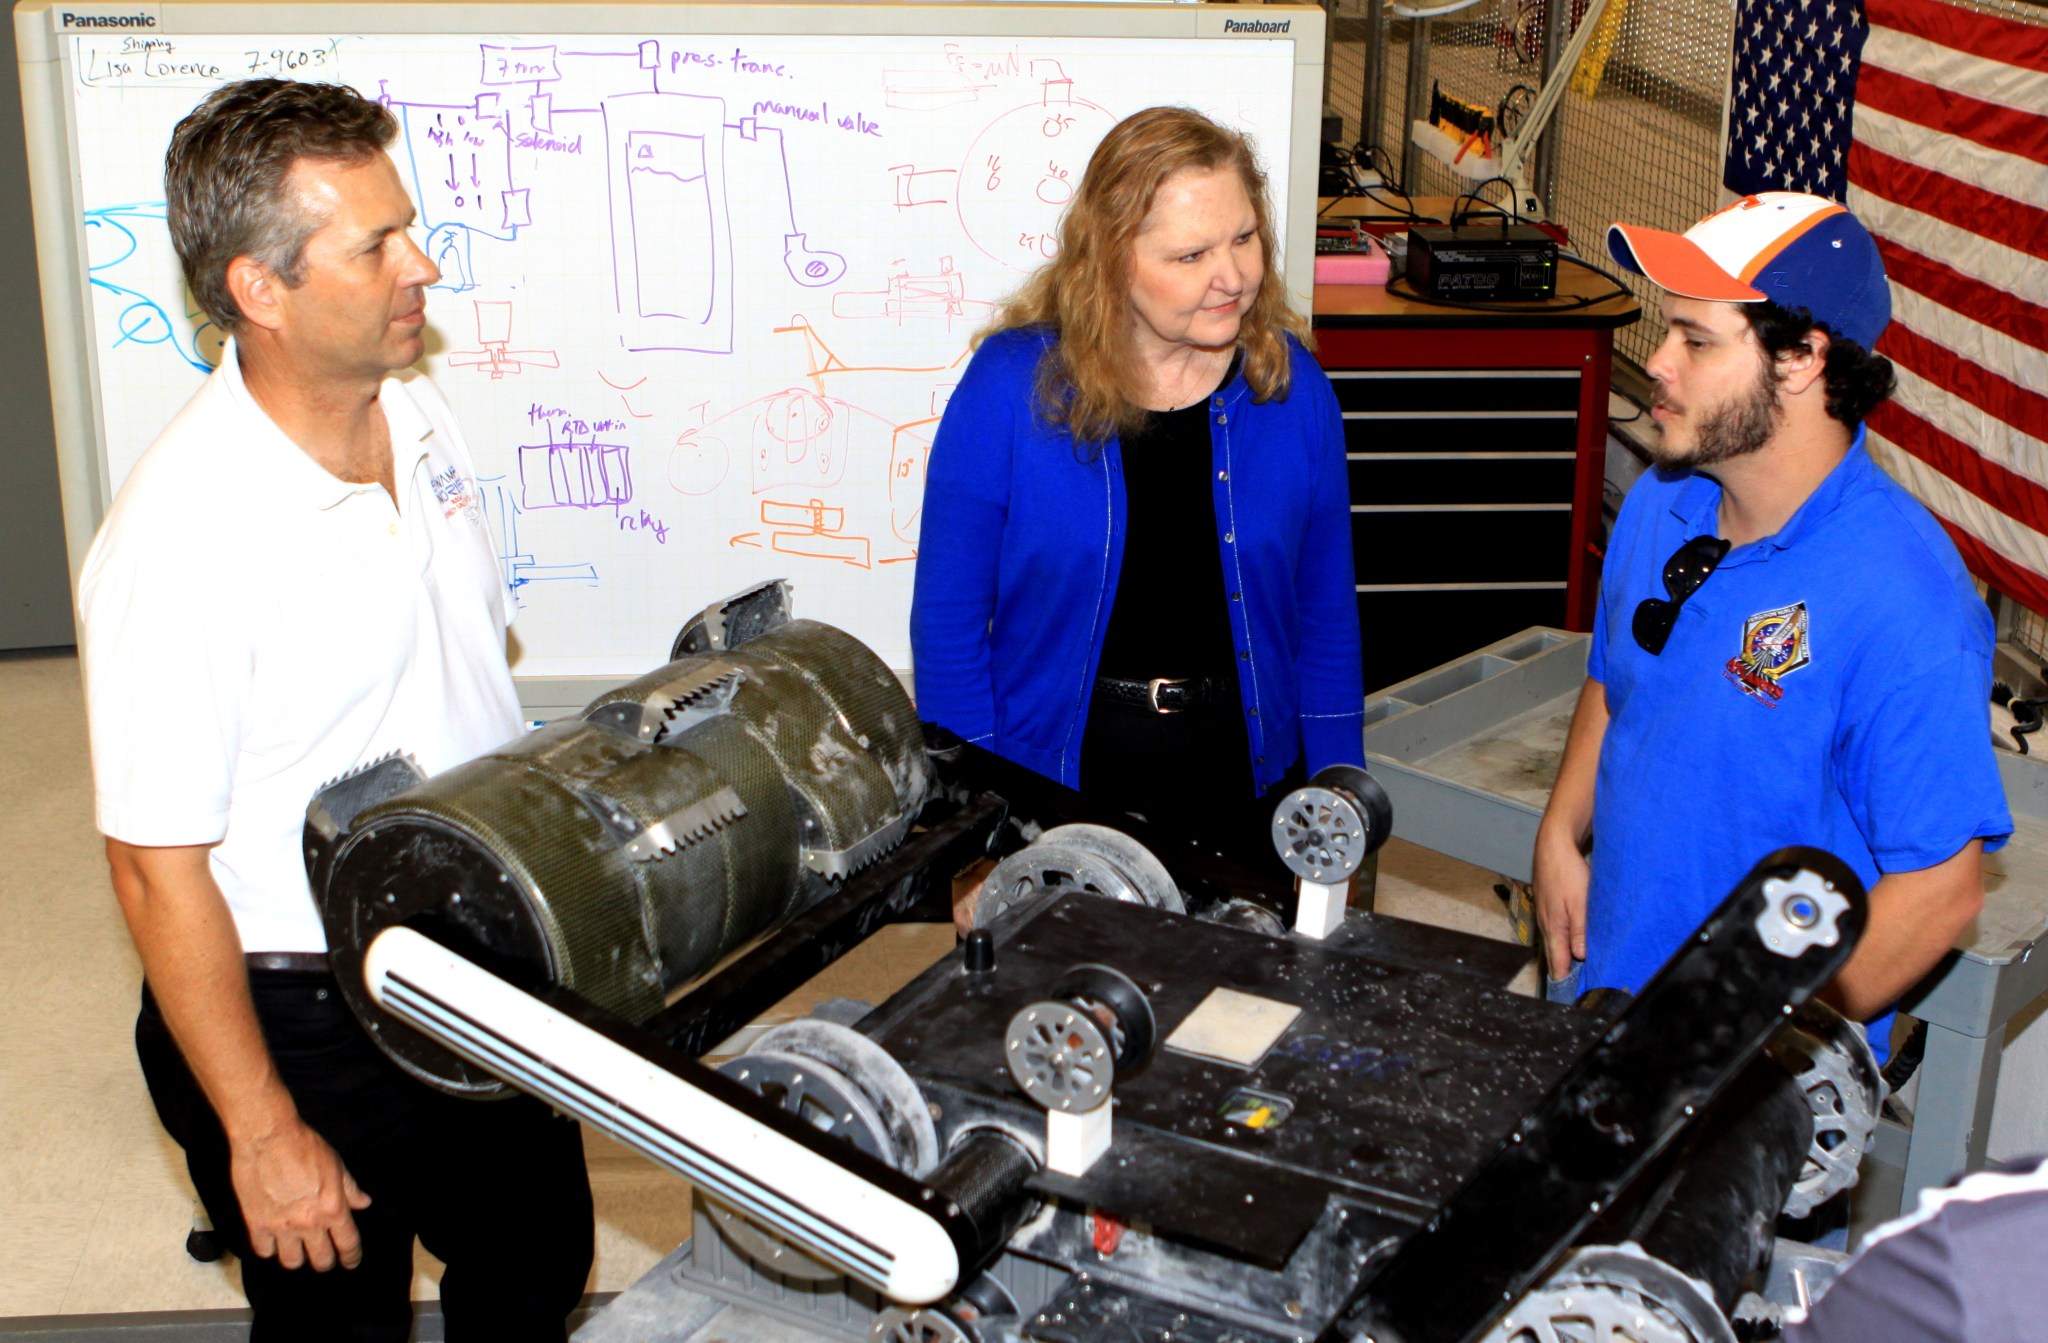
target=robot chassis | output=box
[305,583,1886,1343]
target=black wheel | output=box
[1048,963,1157,1075]
[1497,84,1537,139]
[185,1227,228,1263]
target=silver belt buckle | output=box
[1146,677,1184,714]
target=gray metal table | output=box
[1361,627,2048,1216]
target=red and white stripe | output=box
[1845,0,2048,612]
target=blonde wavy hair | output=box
[980,106,1311,446]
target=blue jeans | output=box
[1545,958,1585,1005]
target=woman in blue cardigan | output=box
[909,106,1364,867]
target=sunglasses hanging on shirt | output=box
[1632,534,1732,655]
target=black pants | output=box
[1080,688,1307,885]
[136,972,594,1343]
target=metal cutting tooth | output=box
[648,667,745,742]
[584,662,747,743]
[315,748,420,795]
[626,787,748,861]
[306,751,427,836]
[627,832,676,861]
[665,665,745,708]
[691,785,749,831]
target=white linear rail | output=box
[364,927,961,1304]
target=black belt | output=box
[1094,675,1226,714]
[245,951,332,974]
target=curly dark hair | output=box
[1744,299,1896,426]
[165,79,397,332]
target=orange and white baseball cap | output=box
[1608,192,1890,349]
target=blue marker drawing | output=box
[83,203,214,372]
[392,97,524,294]
[481,476,601,600]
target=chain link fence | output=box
[1947,0,2047,21]
[1327,0,2048,647]
[1325,0,1731,370]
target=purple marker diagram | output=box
[67,27,1298,676]
[605,91,731,352]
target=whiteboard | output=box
[18,1,1324,690]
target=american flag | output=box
[1725,0,2048,613]
[1724,0,1868,197]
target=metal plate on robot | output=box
[1025,1276,1291,1343]
[1005,1117,1412,1268]
[1315,909,1533,986]
[1345,846,1867,1343]
[860,893,1605,1263]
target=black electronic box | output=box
[1405,223,1558,300]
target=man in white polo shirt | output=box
[79,79,592,1341]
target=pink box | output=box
[1314,241,1391,286]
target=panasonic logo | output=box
[1222,17,1291,32]
[60,10,156,26]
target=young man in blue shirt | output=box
[1531,193,2011,1057]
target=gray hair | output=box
[164,78,398,331]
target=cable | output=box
[1316,142,1441,225]
[1382,253,1633,313]
[1559,248,1638,295]
[1352,151,1438,224]
[1449,176,1523,227]
[1361,185,1441,224]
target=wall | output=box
[0,8,70,650]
